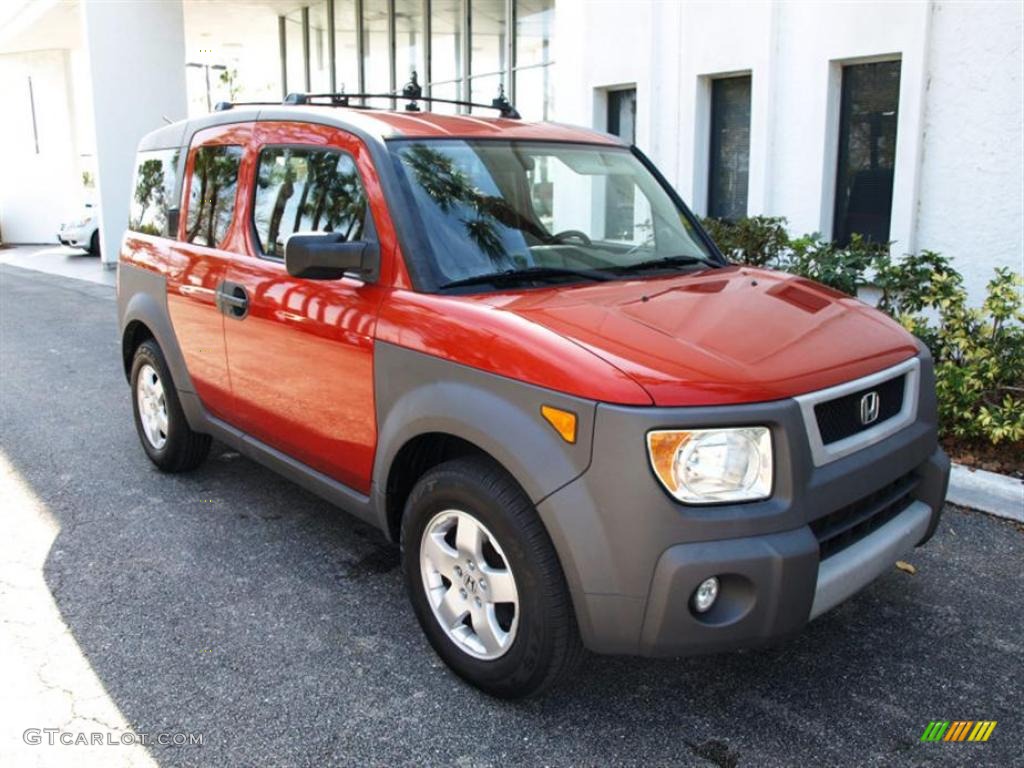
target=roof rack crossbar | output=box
[215,75,522,119]
[285,92,520,119]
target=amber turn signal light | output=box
[541,405,577,444]
[647,431,691,492]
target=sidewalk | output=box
[0,244,114,287]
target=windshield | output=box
[388,140,720,290]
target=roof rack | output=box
[215,72,521,119]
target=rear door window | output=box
[252,147,369,258]
[185,145,243,248]
[128,148,180,237]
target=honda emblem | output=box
[860,391,880,425]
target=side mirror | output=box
[284,233,379,281]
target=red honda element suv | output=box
[117,87,950,698]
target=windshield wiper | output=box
[440,266,614,290]
[614,254,717,274]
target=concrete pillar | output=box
[80,0,187,267]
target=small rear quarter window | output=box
[128,148,180,237]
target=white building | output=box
[1,0,1021,301]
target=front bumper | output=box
[639,448,947,655]
[535,351,950,656]
[57,226,92,248]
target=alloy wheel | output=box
[136,363,168,450]
[419,509,520,660]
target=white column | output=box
[80,0,187,267]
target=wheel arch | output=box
[382,432,501,543]
[371,342,598,543]
[121,319,155,381]
[118,264,203,428]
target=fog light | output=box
[692,577,720,613]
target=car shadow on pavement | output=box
[31,441,1024,768]
[2,267,1019,768]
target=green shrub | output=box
[700,215,1024,447]
[874,249,959,317]
[702,215,788,267]
[900,268,1024,445]
[781,233,888,297]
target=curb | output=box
[947,463,1023,522]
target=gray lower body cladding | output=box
[536,352,949,656]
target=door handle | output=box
[216,281,249,319]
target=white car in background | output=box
[58,205,100,256]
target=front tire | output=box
[130,340,211,472]
[401,456,582,698]
[89,230,100,257]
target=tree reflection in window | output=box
[253,148,369,257]
[397,143,562,266]
[186,145,243,248]
[128,149,179,236]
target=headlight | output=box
[647,427,773,504]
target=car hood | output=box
[488,266,919,406]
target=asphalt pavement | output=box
[1,263,1021,767]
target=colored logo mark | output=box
[920,721,997,742]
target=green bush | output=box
[899,268,1024,445]
[702,215,788,267]
[701,215,1024,447]
[782,233,888,298]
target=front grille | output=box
[810,473,919,560]
[814,374,906,445]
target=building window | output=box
[333,0,359,92]
[362,3,391,95]
[605,88,636,239]
[395,0,425,87]
[468,0,508,111]
[276,1,554,120]
[514,0,555,120]
[185,145,243,249]
[309,2,332,92]
[252,148,369,257]
[429,0,464,111]
[707,75,751,221]
[607,88,636,143]
[833,60,901,245]
[282,9,305,94]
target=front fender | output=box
[370,341,597,526]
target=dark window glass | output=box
[833,60,901,245]
[607,88,636,143]
[185,145,242,248]
[128,149,180,237]
[707,75,751,221]
[606,88,637,239]
[253,148,369,257]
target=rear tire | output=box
[401,456,583,698]
[130,339,210,472]
[89,230,100,257]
